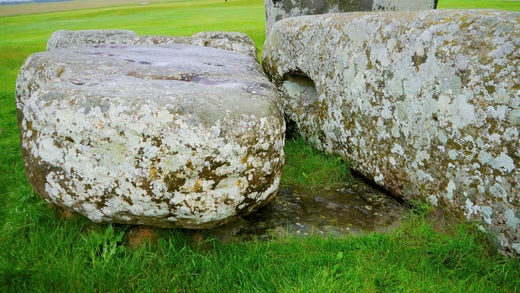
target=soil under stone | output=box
[197,175,409,242]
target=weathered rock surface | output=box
[265,0,437,35]
[47,30,258,58]
[16,44,285,228]
[263,10,520,256]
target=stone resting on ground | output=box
[15,4,520,258]
[262,9,520,256]
[16,33,285,229]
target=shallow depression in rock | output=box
[201,175,409,241]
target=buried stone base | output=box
[16,42,285,229]
[263,10,520,256]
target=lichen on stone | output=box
[16,43,285,229]
[263,9,520,256]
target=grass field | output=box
[438,0,520,10]
[1,0,520,291]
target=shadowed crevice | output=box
[281,72,318,107]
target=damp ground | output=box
[196,175,410,242]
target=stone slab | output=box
[16,44,285,228]
[47,29,258,58]
[263,10,520,256]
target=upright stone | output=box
[263,10,520,256]
[17,44,285,229]
[265,0,438,35]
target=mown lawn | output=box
[1,0,519,291]
[438,0,520,10]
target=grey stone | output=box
[47,29,258,58]
[265,0,437,35]
[263,10,520,256]
[46,29,140,49]
[16,44,285,229]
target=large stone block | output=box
[16,44,285,228]
[263,10,520,256]
[265,0,437,35]
[47,29,258,58]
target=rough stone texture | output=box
[265,0,437,35]
[372,0,438,11]
[16,44,285,229]
[263,10,520,256]
[47,30,258,58]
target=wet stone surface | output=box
[200,175,409,241]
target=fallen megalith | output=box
[16,43,285,228]
[47,29,258,58]
[265,0,438,35]
[263,10,520,256]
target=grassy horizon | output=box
[1,0,520,291]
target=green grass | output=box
[2,205,519,291]
[438,0,520,10]
[282,138,351,188]
[1,0,520,291]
